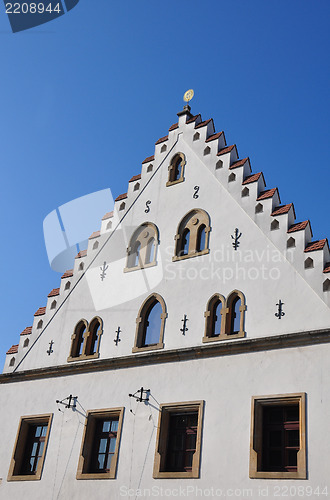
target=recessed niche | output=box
[193,132,200,141]
[287,237,295,249]
[23,338,29,348]
[255,203,263,214]
[203,146,211,156]
[51,300,57,309]
[323,279,330,292]
[147,164,153,172]
[134,182,140,191]
[161,144,167,153]
[228,172,236,182]
[270,219,279,231]
[119,202,126,211]
[65,281,71,290]
[37,320,43,329]
[216,160,223,170]
[304,257,314,269]
[241,187,249,197]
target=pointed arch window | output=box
[166,153,186,186]
[133,294,167,352]
[203,290,246,342]
[125,223,159,272]
[173,209,210,261]
[68,318,103,362]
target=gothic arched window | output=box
[125,223,159,271]
[133,294,167,352]
[166,153,186,186]
[173,209,210,261]
[68,318,103,362]
[203,290,246,343]
[225,290,246,337]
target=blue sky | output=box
[0,1,329,369]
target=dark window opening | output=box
[90,418,119,473]
[165,412,198,472]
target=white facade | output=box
[1,106,330,498]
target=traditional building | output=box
[1,104,330,498]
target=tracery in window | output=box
[125,223,159,272]
[68,317,103,362]
[173,209,210,261]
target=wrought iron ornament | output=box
[46,340,54,356]
[100,262,108,281]
[275,300,285,319]
[231,228,242,250]
[145,200,151,213]
[114,326,121,346]
[56,394,77,410]
[129,387,150,403]
[180,314,189,335]
[193,186,200,199]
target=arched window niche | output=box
[166,152,186,187]
[125,223,159,272]
[203,290,246,342]
[173,209,211,261]
[68,317,103,362]
[133,294,167,353]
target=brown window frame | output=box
[68,317,103,362]
[77,408,124,480]
[203,290,246,343]
[8,414,53,482]
[166,152,186,187]
[173,209,211,262]
[153,401,204,479]
[124,223,159,272]
[250,393,307,479]
[132,293,167,353]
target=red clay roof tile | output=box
[89,231,101,239]
[271,204,294,216]
[34,307,46,317]
[7,344,18,355]
[186,114,200,124]
[288,221,309,233]
[195,118,212,129]
[304,239,327,252]
[75,250,87,259]
[217,145,235,156]
[102,211,114,220]
[129,174,141,182]
[142,155,154,164]
[242,172,262,185]
[229,157,249,170]
[48,288,60,297]
[155,135,168,145]
[20,326,32,336]
[324,263,330,273]
[205,131,224,143]
[257,188,277,201]
[115,193,127,202]
[169,123,179,131]
[61,269,73,279]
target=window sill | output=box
[249,471,306,480]
[8,474,42,482]
[153,470,199,479]
[166,177,185,187]
[76,471,116,480]
[173,249,209,262]
[67,353,99,363]
[132,343,164,353]
[202,331,245,343]
[124,261,157,273]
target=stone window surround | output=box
[166,152,186,187]
[249,393,306,479]
[67,317,103,363]
[7,413,53,482]
[173,209,211,262]
[132,293,167,353]
[124,222,159,273]
[153,400,204,479]
[203,290,246,343]
[76,407,124,480]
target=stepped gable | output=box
[288,221,310,233]
[6,344,18,355]
[242,172,263,185]
[102,211,114,220]
[20,326,32,336]
[6,106,329,362]
[48,288,60,297]
[34,307,46,317]
[61,269,73,279]
[305,239,328,252]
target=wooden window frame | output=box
[124,223,159,273]
[8,414,53,482]
[67,317,103,363]
[173,209,211,262]
[77,408,124,480]
[153,401,204,479]
[132,293,167,353]
[203,290,246,343]
[166,152,186,187]
[250,393,306,479]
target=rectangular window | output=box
[77,408,124,480]
[153,401,204,479]
[250,393,306,479]
[8,414,53,481]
